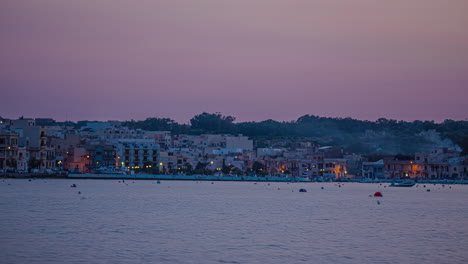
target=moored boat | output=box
[389,180,415,187]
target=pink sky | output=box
[1,0,467,122]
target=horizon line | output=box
[1,113,467,124]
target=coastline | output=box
[2,173,468,184]
[68,174,310,182]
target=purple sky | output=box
[1,0,467,123]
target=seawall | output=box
[67,174,310,182]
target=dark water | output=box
[1,179,467,264]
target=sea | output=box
[1,179,467,264]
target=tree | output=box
[190,112,236,132]
[183,162,194,175]
[252,161,265,174]
[222,164,235,175]
[123,117,189,134]
[231,167,243,176]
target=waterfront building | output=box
[414,148,464,179]
[16,146,28,172]
[117,140,160,169]
[64,147,87,172]
[323,158,348,179]
[344,154,365,178]
[362,160,385,179]
[0,132,19,171]
[384,158,424,179]
[84,145,117,172]
[10,118,55,170]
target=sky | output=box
[1,0,467,123]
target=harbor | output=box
[2,179,468,264]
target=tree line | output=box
[121,113,468,155]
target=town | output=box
[1,116,467,181]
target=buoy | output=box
[321,187,324,189]
[299,188,307,192]
[374,192,383,197]
[78,191,81,194]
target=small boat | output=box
[389,181,415,187]
[360,178,374,183]
[95,167,126,174]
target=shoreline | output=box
[2,173,468,184]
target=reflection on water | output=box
[1,179,468,264]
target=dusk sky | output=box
[1,0,467,123]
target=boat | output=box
[360,178,374,183]
[389,180,415,187]
[95,167,126,174]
